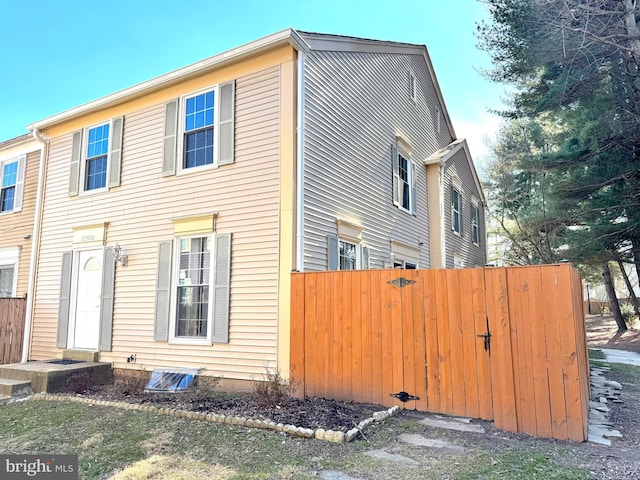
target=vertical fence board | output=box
[471,268,492,420]
[571,267,589,440]
[447,270,467,416]
[540,267,569,440]
[435,269,453,414]
[527,267,553,438]
[389,271,405,408]
[424,270,440,413]
[342,272,353,401]
[360,272,373,404]
[485,268,518,433]
[459,269,480,419]
[412,271,428,412]
[555,265,585,442]
[323,273,335,399]
[380,270,395,407]
[370,271,384,406]
[290,274,306,397]
[332,273,344,400]
[351,272,363,403]
[401,271,417,410]
[304,273,318,398]
[509,267,537,435]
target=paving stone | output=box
[419,416,485,433]
[364,449,421,466]
[588,433,611,446]
[399,433,466,452]
[319,471,361,480]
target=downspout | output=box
[439,163,446,268]
[22,129,48,362]
[295,51,306,272]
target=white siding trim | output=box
[296,51,306,272]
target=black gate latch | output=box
[477,332,491,352]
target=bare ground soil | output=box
[585,314,640,353]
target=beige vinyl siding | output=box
[302,50,454,270]
[0,150,39,297]
[31,66,282,380]
[444,150,487,268]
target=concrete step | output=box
[0,378,32,396]
[62,350,99,362]
[0,360,112,393]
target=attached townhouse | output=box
[0,134,41,300]
[21,29,486,387]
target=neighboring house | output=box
[0,134,41,299]
[23,29,486,386]
[426,138,487,269]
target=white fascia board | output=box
[27,28,308,131]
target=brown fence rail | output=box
[291,264,589,442]
[0,298,26,365]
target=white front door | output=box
[69,249,103,350]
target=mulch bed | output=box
[64,381,385,433]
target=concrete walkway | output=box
[599,348,640,366]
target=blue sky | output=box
[0,0,505,167]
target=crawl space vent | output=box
[145,368,198,392]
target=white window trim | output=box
[0,247,19,297]
[453,254,464,269]
[169,233,214,345]
[338,238,361,271]
[0,155,25,214]
[451,184,462,236]
[394,146,417,215]
[79,120,112,195]
[409,71,417,102]
[0,262,18,297]
[177,84,220,175]
[471,202,480,246]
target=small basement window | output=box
[145,368,199,392]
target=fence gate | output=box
[290,264,589,442]
[0,298,26,365]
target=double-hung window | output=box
[154,229,232,344]
[392,143,417,214]
[0,247,19,297]
[175,236,211,338]
[471,204,480,245]
[339,239,358,270]
[184,89,215,169]
[327,233,369,270]
[69,117,123,196]
[162,81,235,176]
[0,265,15,297]
[0,157,25,213]
[84,123,110,191]
[452,186,462,235]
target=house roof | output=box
[425,138,486,205]
[0,133,34,150]
[27,29,456,139]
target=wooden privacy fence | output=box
[0,298,26,365]
[290,264,590,442]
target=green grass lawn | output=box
[0,398,594,480]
